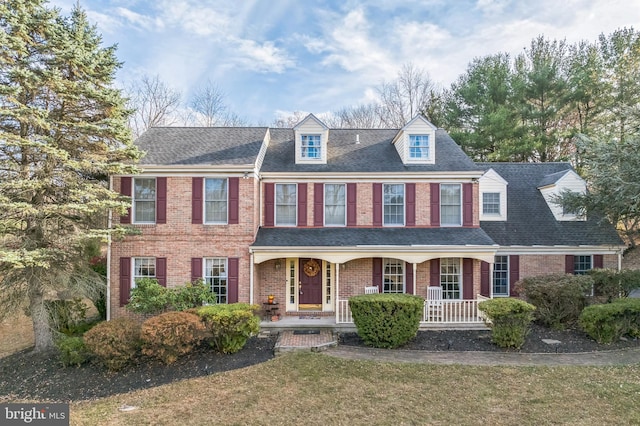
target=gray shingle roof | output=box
[537,170,570,188]
[135,127,268,166]
[478,162,623,246]
[252,227,496,248]
[261,128,482,173]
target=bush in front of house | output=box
[589,269,640,301]
[478,298,535,349]
[83,318,141,371]
[45,298,88,334]
[579,298,640,344]
[140,311,206,364]
[194,304,260,354]
[514,274,593,329]
[55,335,91,367]
[127,278,217,315]
[348,293,423,349]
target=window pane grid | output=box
[133,178,156,223]
[441,184,461,226]
[276,184,297,225]
[409,135,429,159]
[483,192,500,215]
[301,134,321,159]
[493,255,509,296]
[133,257,156,287]
[324,184,346,226]
[574,256,592,275]
[383,258,404,293]
[205,178,228,223]
[440,258,461,299]
[383,184,404,225]
[205,258,227,304]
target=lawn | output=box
[71,352,640,426]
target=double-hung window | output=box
[301,134,321,159]
[324,184,346,226]
[383,183,404,226]
[483,192,500,215]
[574,255,592,275]
[493,255,509,296]
[440,258,461,299]
[133,178,156,223]
[205,178,228,224]
[133,257,156,287]
[275,183,297,226]
[383,258,404,293]
[441,184,461,226]
[204,258,227,303]
[409,135,429,159]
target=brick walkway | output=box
[274,330,337,354]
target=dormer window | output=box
[409,135,429,159]
[301,134,321,159]
[482,192,501,215]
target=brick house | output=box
[108,114,624,324]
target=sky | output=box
[52,0,640,125]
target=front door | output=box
[299,258,323,305]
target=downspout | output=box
[335,263,340,324]
[106,175,113,321]
[249,251,254,305]
[489,262,494,299]
[413,263,417,295]
[618,248,623,272]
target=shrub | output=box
[45,298,88,334]
[83,318,141,371]
[55,336,91,367]
[140,311,205,364]
[589,269,640,301]
[348,294,423,349]
[126,278,170,314]
[579,298,640,344]
[515,274,593,329]
[478,298,535,349]
[195,304,260,354]
[168,279,217,311]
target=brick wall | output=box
[519,254,618,279]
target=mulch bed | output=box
[339,323,640,353]
[2,325,639,403]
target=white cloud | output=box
[115,7,164,32]
[233,39,295,73]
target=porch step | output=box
[274,330,337,355]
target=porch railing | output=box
[336,297,489,324]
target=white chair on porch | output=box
[365,286,379,294]
[427,286,443,321]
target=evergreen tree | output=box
[0,0,140,351]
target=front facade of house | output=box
[108,115,624,324]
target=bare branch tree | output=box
[325,103,387,128]
[188,80,228,126]
[272,110,307,128]
[127,74,182,138]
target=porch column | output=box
[489,261,494,299]
[413,263,417,295]
[335,263,341,324]
[249,252,254,304]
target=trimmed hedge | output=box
[140,311,205,364]
[515,274,593,329]
[589,269,640,301]
[127,278,217,314]
[478,298,535,349]
[349,294,423,349]
[194,304,260,354]
[55,336,90,367]
[579,298,640,344]
[83,318,141,371]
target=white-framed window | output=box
[409,135,430,159]
[133,178,156,223]
[301,134,321,159]
[440,258,461,299]
[204,258,227,303]
[204,178,228,224]
[133,257,156,287]
[574,255,592,275]
[441,184,462,226]
[275,183,297,226]
[493,255,509,296]
[324,184,346,226]
[383,183,404,226]
[483,192,500,215]
[383,258,404,293]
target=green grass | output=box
[71,352,640,425]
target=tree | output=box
[127,74,181,137]
[325,103,386,128]
[186,80,246,127]
[0,0,140,351]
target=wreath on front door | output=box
[303,259,320,277]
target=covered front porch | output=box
[250,227,498,329]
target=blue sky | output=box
[54,0,640,125]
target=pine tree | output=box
[0,0,140,352]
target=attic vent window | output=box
[409,135,429,159]
[301,134,321,159]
